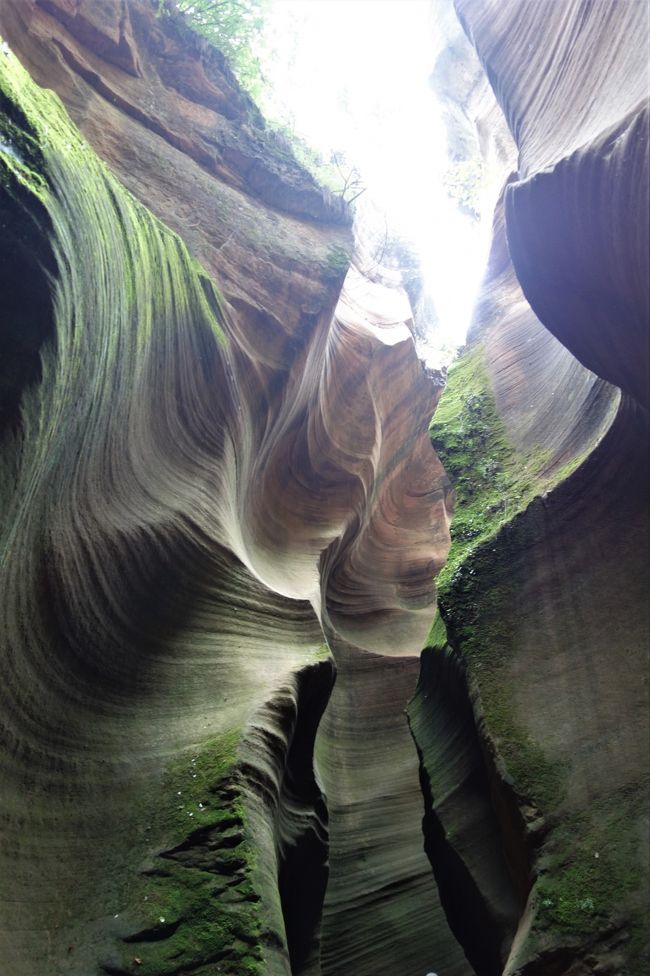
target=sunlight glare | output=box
[263,0,496,361]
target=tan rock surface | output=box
[1,1,648,974]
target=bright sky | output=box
[261,0,498,363]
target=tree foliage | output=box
[164,1,365,202]
[171,0,268,96]
[441,156,484,222]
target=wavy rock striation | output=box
[0,2,455,974]
[408,3,649,974]
[1,1,648,975]
[317,641,471,976]
[456,0,650,408]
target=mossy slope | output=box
[106,732,267,976]
[424,342,648,971]
[427,343,599,809]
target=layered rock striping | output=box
[0,0,648,975]
[456,0,650,409]
[408,2,649,974]
[0,1,455,973]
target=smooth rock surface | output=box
[0,5,454,973]
[413,3,650,972]
[1,1,648,974]
[457,0,650,407]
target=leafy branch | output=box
[167,0,268,96]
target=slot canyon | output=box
[0,1,648,975]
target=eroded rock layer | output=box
[317,640,472,976]
[0,3,453,974]
[457,0,650,408]
[1,0,649,974]
[408,2,649,973]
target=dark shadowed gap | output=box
[408,646,523,976]
[415,749,502,976]
[277,661,336,975]
[0,181,56,440]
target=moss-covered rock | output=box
[426,339,649,971]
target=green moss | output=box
[426,344,601,811]
[160,730,242,837]
[122,864,263,976]
[168,0,266,102]
[435,533,567,812]
[0,44,274,973]
[0,117,47,195]
[323,243,352,278]
[430,344,551,594]
[533,793,648,966]
[118,731,265,975]
[0,39,226,360]
[426,341,646,969]
[427,345,572,810]
[312,641,333,661]
[425,611,448,652]
[478,664,567,810]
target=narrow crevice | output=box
[407,645,522,976]
[239,656,336,976]
[277,662,335,976]
[114,665,339,976]
[414,740,503,976]
[122,919,182,944]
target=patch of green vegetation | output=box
[426,612,448,652]
[426,345,575,811]
[312,642,333,661]
[123,862,263,976]
[0,39,226,352]
[425,344,647,968]
[162,0,267,100]
[427,345,619,812]
[119,731,265,976]
[430,344,552,594]
[0,32,228,544]
[434,531,567,812]
[442,156,485,221]
[1,46,266,971]
[156,4,359,202]
[324,244,352,278]
[534,794,647,960]
[479,664,567,811]
[160,730,242,837]
[268,122,362,199]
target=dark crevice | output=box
[239,656,336,975]
[415,743,503,976]
[160,823,246,859]
[279,819,329,974]
[0,161,56,441]
[277,661,336,976]
[122,919,181,944]
[515,947,588,976]
[408,646,523,976]
[156,789,249,878]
